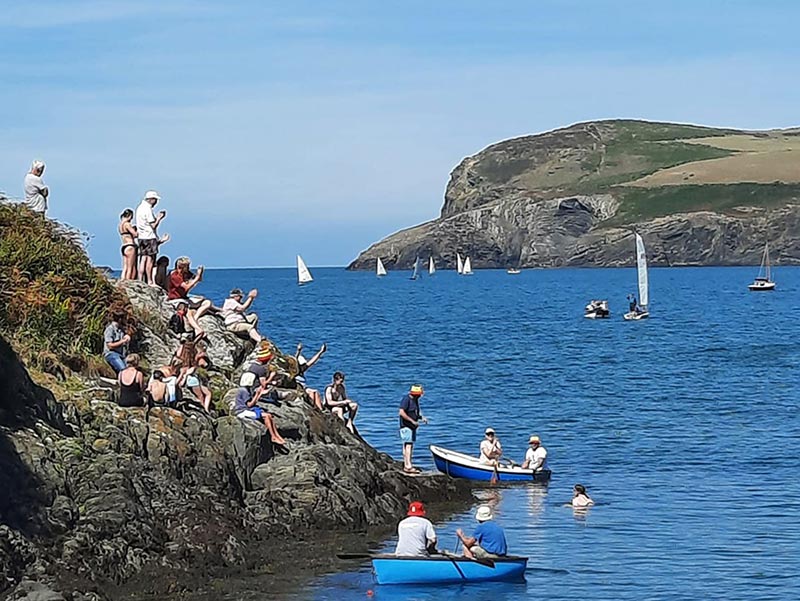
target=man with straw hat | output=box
[398,384,427,474]
[522,434,548,472]
[456,505,508,559]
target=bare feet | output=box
[271,435,287,445]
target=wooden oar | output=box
[439,549,496,569]
[336,553,374,560]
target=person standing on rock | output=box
[23,159,49,214]
[135,191,167,286]
[395,501,437,557]
[399,385,427,474]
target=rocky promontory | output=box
[0,207,472,599]
[349,120,800,270]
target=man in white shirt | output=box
[522,435,548,472]
[222,288,262,343]
[24,160,49,214]
[135,190,166,285]
[479,427,503,465]
[395,501,437,557]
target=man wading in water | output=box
[399,385,427,474]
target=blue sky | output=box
[1,0,799,268]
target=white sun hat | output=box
[475,505,493,522]
[144,190,161,201]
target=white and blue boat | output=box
[430,445,551,483]
[371,553,527,584]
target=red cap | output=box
[407,501,426,516]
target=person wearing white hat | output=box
[23,160,49,214]
[456,505,508,559]
[479,427,503,465]
[135,190,167,285]
[522,435,548,472]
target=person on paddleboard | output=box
[521,435,548,472]
[399,384,427,474]
[395,501,437,557]
[479,427,503,465]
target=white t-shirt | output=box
[24,173,48,213]
[479,439,502,464]
[222,298,246,325]
[135,200,157,240]
[525,446,548,471]
[394,516,436,557]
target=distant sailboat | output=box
[376,257,387,277]
[410,257,420,280]
[428,257,436,276]
[623,234,649,320]
[463,257,474,276]
[748,242,775,291]
[456,253,464,275]
[297,255,313,285]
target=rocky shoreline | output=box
[0,279,473,600]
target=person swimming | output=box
[571,483,594,508]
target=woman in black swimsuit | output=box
[119,209,138,280]
[118,353,145,407]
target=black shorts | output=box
[138,238,159,257]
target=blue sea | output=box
[199,266,800,601]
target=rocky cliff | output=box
[349,120,800,269]
[0,280,471,600]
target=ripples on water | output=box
[200,266,800,600]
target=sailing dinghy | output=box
[296,255,313,286]
[748,243,776,291]
[376,257,387,277]
[623,234,649,320]
[410,257,420,280]
[456,253,464,274]
[462,256,474,276]
[428,256,435,276]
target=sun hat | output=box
[475,505,493,522]
[409,385,424,396]
[144,190,161,201]
[31,159,45,171]
[485,427,495,435]
[529,435,541,444]
[229,288,244,297]
[407,501,426,516]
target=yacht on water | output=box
[462,257,474,276]
[376,257,387,277]
[410,257,420,280]
[428,257,435,276]
[748,242,775,291]
[296,255,313,286]
[623,233,649,320]
[456,253,464,274]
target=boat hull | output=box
[430,445,551,482]
[623,311,649,320]
[748,282,775,291]
[372,555,527,584]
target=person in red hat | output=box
[399,385,427,474]
[394,501,437,557]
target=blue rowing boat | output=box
[430,445,551,482]
[371,554,527,584]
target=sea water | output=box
[198,266,800,600]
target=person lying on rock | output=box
[233,385,286,445]
[167,257,213,341]
[324,371,359,434]
[293,341,326,411]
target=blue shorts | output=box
[400,427,416,444]
[237,407,263,420]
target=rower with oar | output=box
[456,505,508,560]
[479,427,503,466]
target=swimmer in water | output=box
[571,483,594,508]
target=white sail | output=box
[457,253,464,274]
[376,257,387,277]
[635,234,648,308]
[410,257,420,280]
[758,242,772,281]
[428,257,435,275]
[463,256,473,275]
[297,255,313,285]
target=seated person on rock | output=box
[118,354,145,408]
[479,427,503,465]
[146,370,169,405]
[239,346,292,404]
[395,501,437,557]
[167,257,213,340]
[154,255,170,292]
[456,505,508,559]
[233,385,286,445]
[151,358,184,405]
[293,341,326,411]
[180,366,212,412]
[324,371,359,434]
[103,310,131,373]
[222,288,263,344]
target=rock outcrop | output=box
[0,282,472,598]
[348,120,800,270]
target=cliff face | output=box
[0,282,471,599]
[349,120,800,270]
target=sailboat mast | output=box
[765,243,771,281]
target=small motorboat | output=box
[371,553,528,584]
[430,445,551,483]
[584,299,609,318]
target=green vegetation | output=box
[607,183,800,225]
[0,203,134,373]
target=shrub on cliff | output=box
[0,203,132,372]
